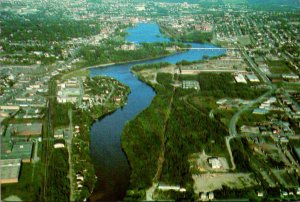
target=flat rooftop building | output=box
[246,74,260,82]
[7,123,42,136]
[234,74,247,84]
[1,141,33,162]
[0,159,21,184]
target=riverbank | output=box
[70,76,130,201]
[84,49,188,70]
[88,23,227,201]
[40,45,187,201]
[46,66,131,201]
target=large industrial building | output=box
[0,159,22,184]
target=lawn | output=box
[238,35,252,46]
[1,162,43,201]
[266,60,292,74]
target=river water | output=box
[89,23,226,201]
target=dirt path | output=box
[67,108,75,201]
[146,66,176,201]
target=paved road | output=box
[226,48,277,170]
[146,68,177,201]
[229,89,274,137]
[226,88,274,170]
[241,49,273,85]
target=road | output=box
[226,48,277,171]
[146,68,177,201]
[241,48,272,85]
[226,87,275,170]
[229,89,274,137]
[67,108,74,201]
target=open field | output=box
[192,173,258,193]
[266,60,292,74]
[272,169,299,189]
[1,162,43,201]
[237,35,252,46]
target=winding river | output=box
[89,23,226,201]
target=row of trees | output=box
[46,148,70,201]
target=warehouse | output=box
[246,74,260,82]
[1,141,33,163]
[8,122,43,136]
[0,159,21,184]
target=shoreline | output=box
[83,50,186,70]
[85,42,226,200]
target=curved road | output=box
[224,46,277,170]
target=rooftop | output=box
[1,141,33,161]
[0,159,21,184]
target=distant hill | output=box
[248,0,300,6]
[153,0,224,4]
[154,0,300,7]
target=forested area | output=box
[159,24,213,43]
[1,11,101,42]
[195,73,267,99]
[122,84,172,193]
[180,31,213,43]
[72,109,97,201]
[161,97,228,185]
[46,148,70,202]
[51,102,71,128]
[123,69,230,200]
[1,163,43,201]
[78,42,186,66]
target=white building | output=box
[246,74,260,82]
[234,74,247,84]
[208,158,222,169]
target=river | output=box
[89,23,226,201]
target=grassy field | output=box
[1,162,43,201]
[237,35,252,46]
[61,69,89,80]
[266,60,292,74]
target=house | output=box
[216,98,227,105]
[54,129,65,139]
[200,192,207,201]
[54,143,65,149]
[257,191,264,197]
[253,108,268,115]
[240,125,260,134]
[282,74,299,81]
[208,192,214,200]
